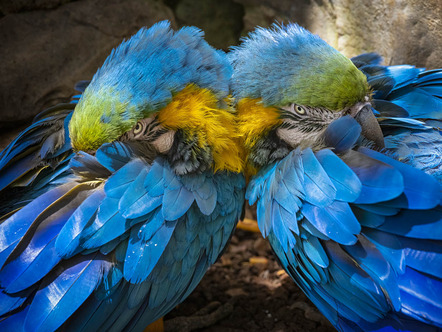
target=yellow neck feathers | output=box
[236,98,281,151]
[158,84,244,173]
[236,98,282,177]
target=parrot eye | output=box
[294,105,306,115]
[133,122,144,135]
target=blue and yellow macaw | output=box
[0,21,245,331]
[230,23,442,331]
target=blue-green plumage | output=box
[352,53,442,182]
[233,23,442,332]
[0,21,245,331]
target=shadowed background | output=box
[1,0,441,133]
[0,1,441,331]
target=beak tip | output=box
[354,106,385,149]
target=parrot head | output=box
[229,23,384,170]
[69,21,243,174]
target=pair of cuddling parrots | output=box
[0,20,441,332]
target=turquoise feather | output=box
[0,21,245,332]
[239,23,442,331]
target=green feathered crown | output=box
[229,23,370,110]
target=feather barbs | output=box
[69,87,135,152]
[236,98,282,150]
[158,84,244,173]
[229,23,371,111]
[236,98,281,176]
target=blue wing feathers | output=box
[162,186,195,220]
[194,187,217,215]
[399,236,442,279]
[373,100,409,117]
[139,209,165,242]
[315,149,362,202]
[0,183,75,255]
[356,203,400,216]
[55,188,105,258]
[271,204,292,251]
[0,151,40,191]
[362,229,406,275]
[302,201,360,245]
[399,267,442,313]
[0,288,29,316]
[325,241,386,304]
[104,159,145,199]
[343,236,401,311]
[96,143,135,172]
[144,161,166,197]
[24,253,111,332]
[118,167,150,216]
[359,147,441,209]
[83,211,127,249]
[250,99,442,330]
[378,207,442,240]
[343,150,404,204]
[0,140,245,329]
[301,149,336,206]
[360,60,442,120]
[302,235,329,268]
[124,221,176,283]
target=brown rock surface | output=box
[2,0,440,128]
[235,0,442,68]
[0,0,175,128]
[1,1,441,331]
[172,0,244,50]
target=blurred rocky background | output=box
[0,1,441,330]
[1,0,441,132]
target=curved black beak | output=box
[351,104,385,149]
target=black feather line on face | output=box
[280,115,329,133]
[121,117,213,174]
[150,128,168,141]
[279,110,302,122]
[272,104,345,153]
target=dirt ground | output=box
[165,228,334,332]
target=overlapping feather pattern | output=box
[0,141,244,331]
[248,56,442,331]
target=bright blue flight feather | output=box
[246,50,442,331]
[0,21,245,332]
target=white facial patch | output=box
[277,127,327,150]
[152,131,175,154]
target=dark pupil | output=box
[136,123,142,131]
[297,106,302,112]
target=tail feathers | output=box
[23,253,112,332]
[61,282,128,332]
[352,53,442,120]
[0,304,29,331]
[398,267,442,327]
[0,288,30,316]
[340,313,441,332]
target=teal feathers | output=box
[0,22,245,332]
[237,23,442,331]
[70,21,232,151]
[229,23,369,110]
